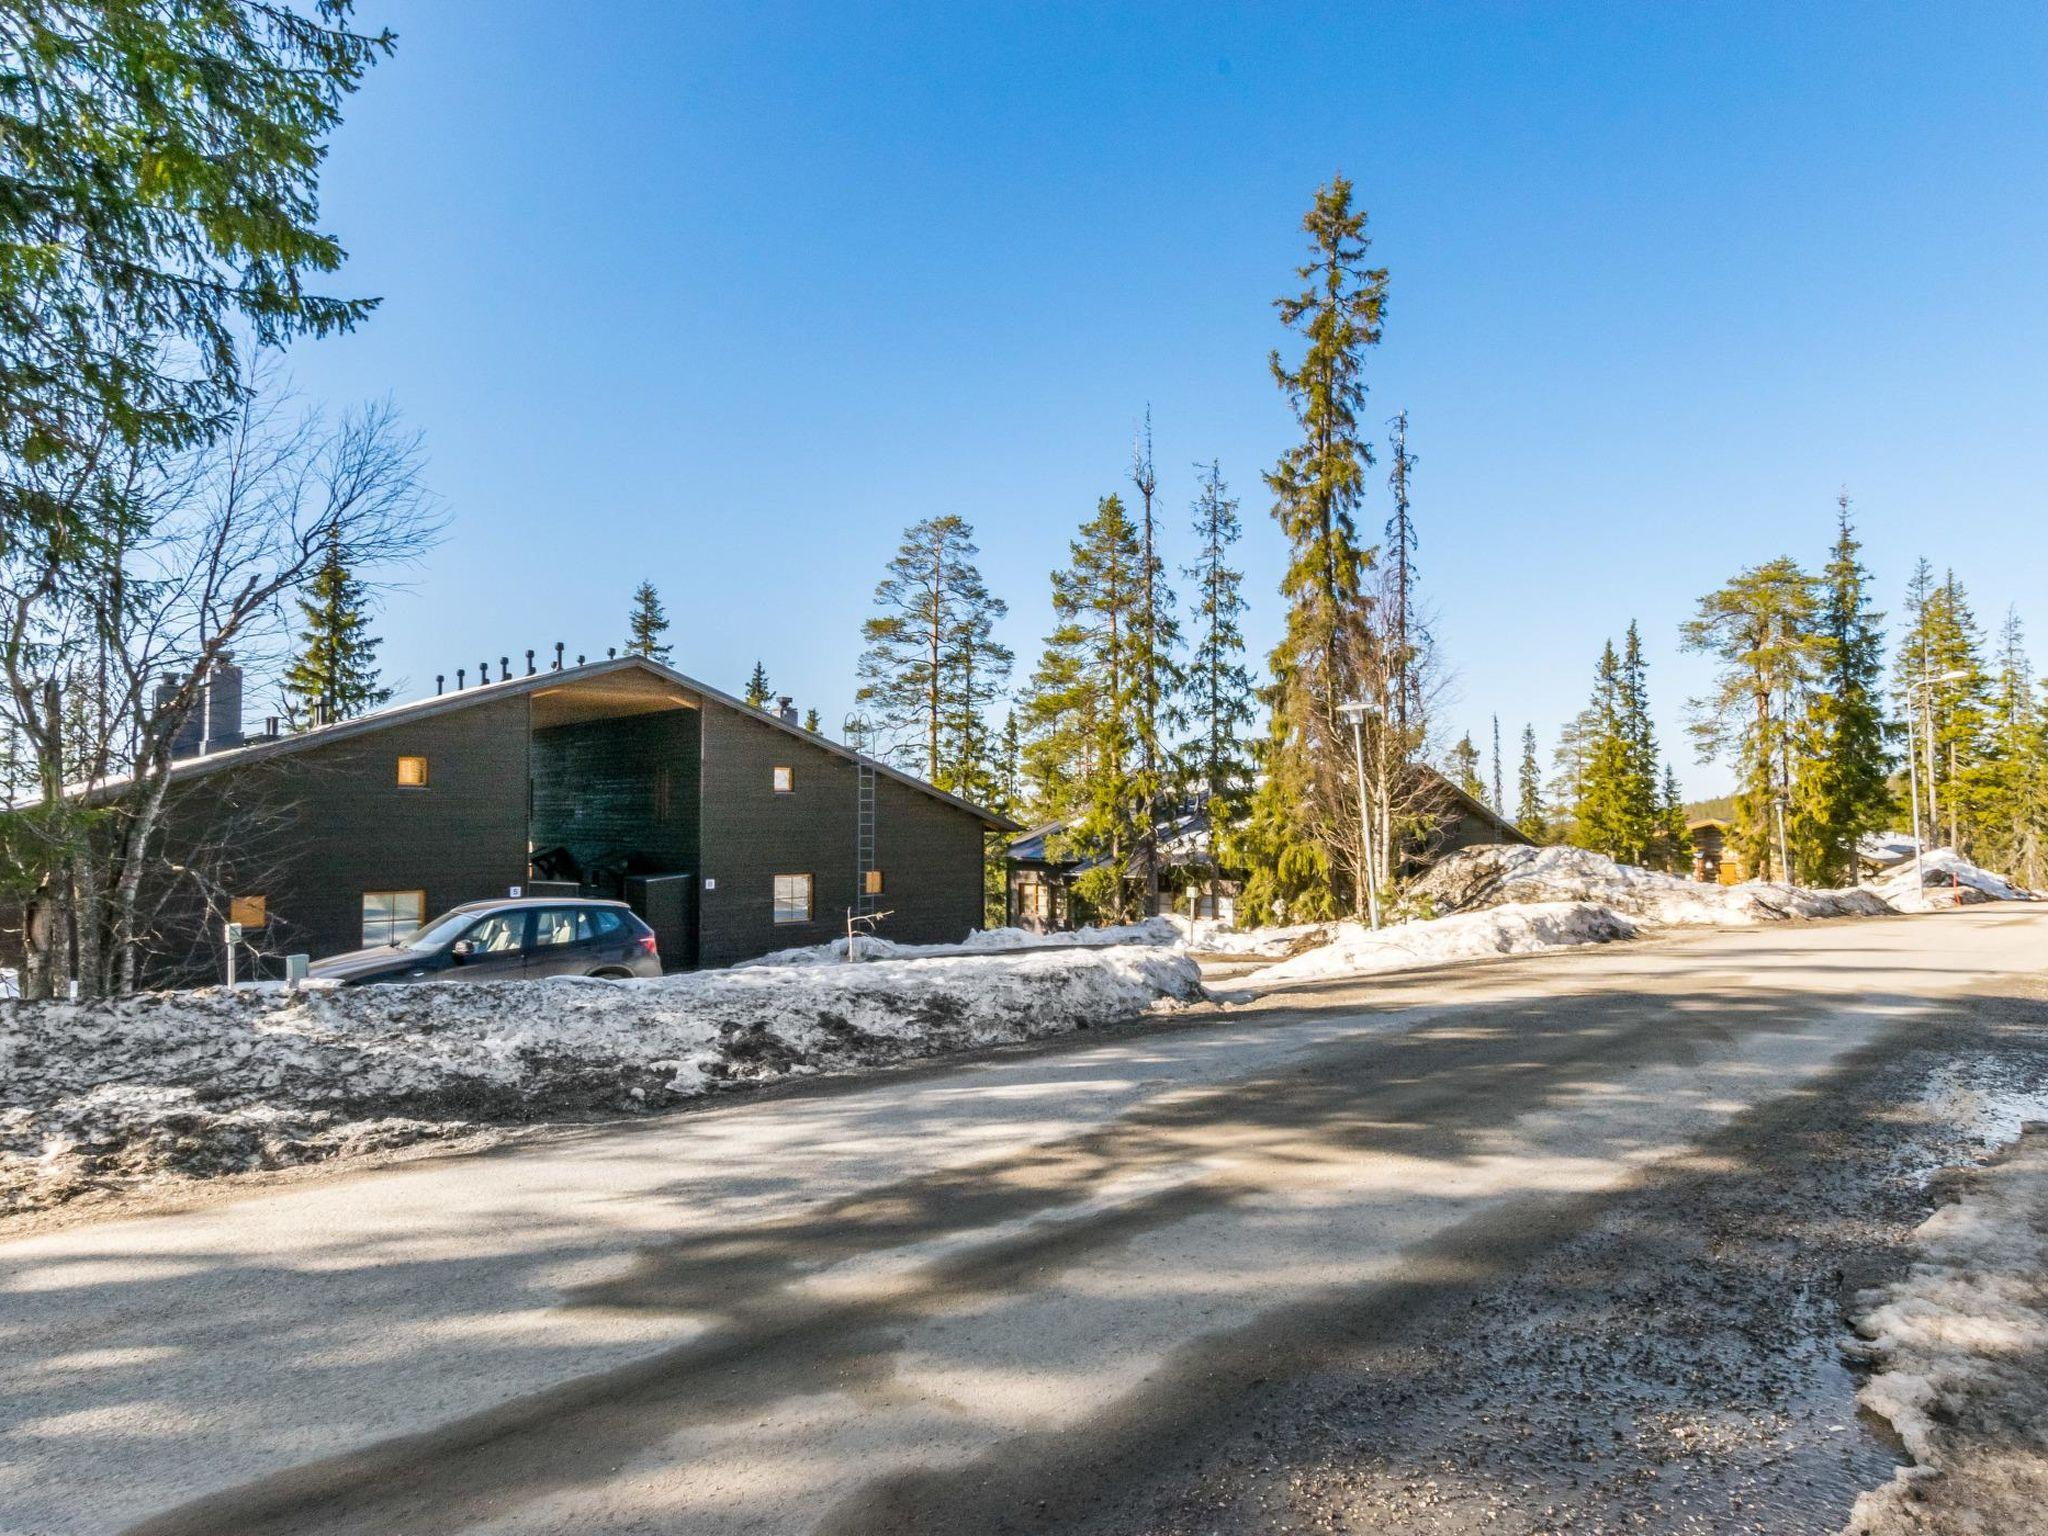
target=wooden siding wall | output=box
[693,701,986,967]
[156,694,533,978]
[530,708,699,885]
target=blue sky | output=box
[283,2,2048,798]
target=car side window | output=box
[579,909,623,940]
[464,912,526,953]
[533,908,580,948]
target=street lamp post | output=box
[1338,699,1381,931]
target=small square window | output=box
[397,755,429,788]
[863,869,884,896]
[772,873,812,924]
[230,895,267,929]
[771,764,793,793]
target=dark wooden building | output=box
[137,655,1012,980]
[1007,769,1532,932]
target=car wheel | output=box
[588,967,633,980]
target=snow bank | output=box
[1407,843,1894,926]
[741,916,1182,966]
[1244,902,1640,985]
[0,947,1203,1214]
[1232,844,1894,990]
[1844,1128,2048,1534]
[1174,918,1334,959]
[1869,846,2036,911]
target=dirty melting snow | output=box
[1844,1127,2048,1534]
[0,946,1203,1214]
[740,916,1181,965]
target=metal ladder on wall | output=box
[854,761,878,916]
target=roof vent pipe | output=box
[457,668,466,690]
[525,649,535,676]
[435,674,444,696]
[553,642,564,670]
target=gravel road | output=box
[3,907,2043,1536]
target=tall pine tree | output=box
[855,515,1012,796]
[1683,558,1820,881]
[626,581,672,663]
[1790,495,1891,883]
[744,661,772,709]
[284,527,390,725]
[1234,175,1389,924]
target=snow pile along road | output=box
[1230,843,1896,990]
[742,916,1182,966]
[1870,846,2037,910]
[1241,902,1639,986]
[1171,917,1334,959]
[0,946,1204,1215]
[1408,843,1895,926]
[1845,1127,2048,1534]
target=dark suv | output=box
[310,898,661,986]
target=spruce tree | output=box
[1790,495,1891,883]
[1236,175,1389,924]
[283,528,391,724]
[744,661,772,709]
[1128,410,1184,908]
[1448,733,1485,802]
[1682,559,1820,881]
[626,581,672,663]
[803,707,821,733]
[1384,410,1421,736]
[1655,765,1693,873]
[1570,641,1632,859]
[855,515,1012,795]
[1020,495,1144,919]
[1963,609,2046,883]
[1616,622,1662,858]
[1182,460,1254,830]
[1515,723,1548,842]
[1490,715,1504,814]
[994,709,1025,821]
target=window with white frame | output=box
[771,764,794,793]
[362,890,426,946]
[772,873,812,924]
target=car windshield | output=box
[399,908,495,951]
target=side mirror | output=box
[450,939,475,961]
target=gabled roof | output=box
[101,654,1018,830]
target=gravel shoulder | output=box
[921,976,2048,1536]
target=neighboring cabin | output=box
[1688,819,1746,885]
[107,654,1012,984]
[1008,768,1531,931]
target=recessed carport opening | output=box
[527,669,700,968]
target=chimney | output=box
[201,656,244,753]
[776,695,798,724]
[158,675,205,760]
